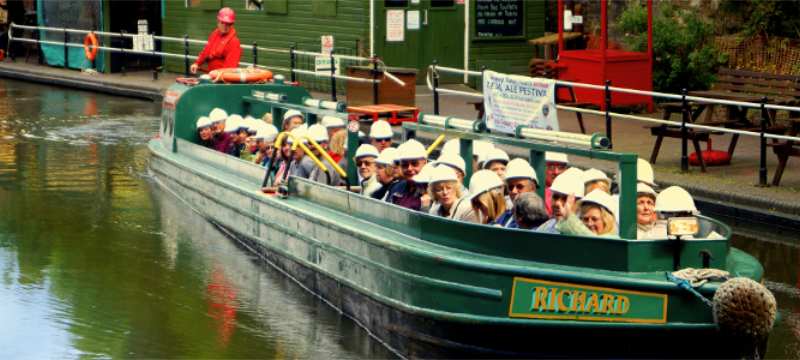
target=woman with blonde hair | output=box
[556,190,619,238]
[582,168,611,195]
[328,130,347,163]
[428,166,477,223]
[468,170,508,225]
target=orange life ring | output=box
[84,33,99,61]
[208,68,274,84]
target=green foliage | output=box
[616,4,726,95]
[721,1,800,40]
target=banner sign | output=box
[509,277,668,324]
[483,70,559,134]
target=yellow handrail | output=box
[291,136,347,178]
[427,135,446,156]
[276,132,327,172]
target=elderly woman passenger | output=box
[469,170,508,225]
[556,190,620,238]
[428,166,477,223]
[513,193,550,230]
[583,168,612,195]
[373,148,399,201]
[435,152,470,196]
[635,184,659,239]
[282,110,305,131]
[354,144,381,197]
[196,116,216,148]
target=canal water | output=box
[0,77,798,358]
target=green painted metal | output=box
[459,138,473,186]
[529,149,546,199]
[346,123,358,184]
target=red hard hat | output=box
[218,7,235,24]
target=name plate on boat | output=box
[509,277,667,324]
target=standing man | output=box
[190,8,242,74]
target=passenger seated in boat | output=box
[536,171,585,233]
[354,144,381,197]
[370,120,394,153]
[637,158,656,188]
[242,126,277,166]
[544,152,569,217]
[645,186,696,240]
[434,152,470,196]
[473,141,494,170]
[235,117,253,156]
[196,116,216,149]
[583,168,611,195]
[468,170,508,225]
[287,127,315,180]
[307,125,343,186]
[414,163,435,212]
[224,115,245,157]
[441,139,487,171]
[209,108,232,153]
[282,110,305,132]
[483,149,509,180]
[502,159,539,228]
[386,140,428,211]
[272,137,294,187]
[392,155,403,181]
[372,148,399,201]
[556,190,620,238]
[329,130,346,164]
[513,193,549,230]
[321,116,345,142]
[635,183,659,239]
[428,166,478,223]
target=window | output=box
[385,0,408,8]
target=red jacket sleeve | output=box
[194,31,218,66]
[222,36,242,68]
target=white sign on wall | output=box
[133,19,154,51]
[482,70,560,134]
[387,10,405,42]
[321,35,334,55]
[315,56,340,74]
[407,10,420,30]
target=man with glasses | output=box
[544,152,568,217]
[502,159,539,228]
[354,144,381,197]
[386,140,428,211]
[190,8,242,74]
[370,120,394,153]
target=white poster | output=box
[482,70,559,134]
[315,56,340,74]
[387,10,405,42]
[407,10,420,30]
[321,35,334,55]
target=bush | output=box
[616,4,727,95]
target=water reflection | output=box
[0,78,394,359]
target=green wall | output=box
[162,0,370,76]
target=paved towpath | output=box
[2,58,800,223]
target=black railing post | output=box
[152,32,158,80]
[680,88,689,173]
[289,45,295,83]
[433,60,440,115]
[606,79,612,149]
[184,35,189,77]
[120,30,126,76]
[330,49,337,102]
[372,54,379,105]
[758,96,769,187]
[253,41,257,67]
[63,28,68,69]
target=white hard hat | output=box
[441,139,459,155]
[286,125,308,145]
[398,139,427,161]
[579,189,617,216]
[283,109,304,122]
[582,168,611,187]
[253,124,278,141]
[224,114,245,132]
[653,186,697,214]
[637,183,657,197]
[429,165,458,184]
[637,158,656,187]
[321,116,345,129]
[245,118,261,133]
[545,151,569,164]
[370,120,394,139]
[473,141,494,161]
[196,116,213,130]
[376,147,399,166]
[435,152,466,175]
[469,170,504,200]
[412,163,435,185]
[342,131,366,150]
[550,172,585,198]
[307,124,329,143]
[483,148,509,168]
[355,144,379,159]
[209,108,228,124]
[441,139,487,158]
[504,159,538,185]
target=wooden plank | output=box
[714,83,800,98]
[717,76,800,91]
[720,69,800,82]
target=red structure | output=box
[555,0,654,112]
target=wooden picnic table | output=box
[770,118,800,186]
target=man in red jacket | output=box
[190,8,242,74]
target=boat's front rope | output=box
[666,268,732,307]
[666,272,715,307]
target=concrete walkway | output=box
[2,58,800,225]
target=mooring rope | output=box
[666,268,732,307]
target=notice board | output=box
[475,0,524,39]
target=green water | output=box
[0,78,394,359]
[0,77,799,358]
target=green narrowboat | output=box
[148,81,774,359]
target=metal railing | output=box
[425,62,800,187]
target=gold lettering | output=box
[531,287,549,311]
[601,294,616,314]
[616,295,630,314]
[547,288,558,311]
[571,291,587,312]
[584,293,600,313]
[556,289,572,312]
